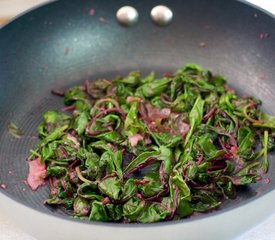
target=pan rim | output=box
[0,0,57,30]
[0,0,275,235]
[0,189,275,239]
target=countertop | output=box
[0,0,275,239]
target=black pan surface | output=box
[0,0,275,223]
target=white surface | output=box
[247,0,275,15]
[0,218,35,240]
[0,0,48,18]
[0,0,275,240]
[1,188,275,240]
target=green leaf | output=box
[40,141,58,163]
[98,176,122,200]
[138,203,170,223]
[236,162,260,177]
[136,78,172,98]
[262,130,269,173]
[84,152,100,168]
[198,134,225,160]
[253,112,275,128]
[219,92,236,111]
[42,111,70,127]
[89,140,114,152]
[184,96,205,147]
[83,152,101,179]
[141,171,163,198]
[100,150,123,178]
[175,64,203,76]
[105,204,123,221]
[123,197,145,222]
[209,75,226,93]
[159,146,172,176]
[7,122,23,138]
[89,201,109,221]
[47,166,67,177]
[43,111,59,124]
[185,161,198,180]
[124,100,139,130]
[150,132,182,148]
[96,131,123,143]
[121,178,138,201]
[46,196,74,209]
[124,100,146,138]
[192,201,221,212]
[177,199,193,218]
[75,99,91,112]
[140,72,155,85]
[113,150,123,178]
[151,96,167,109]
[64,86,86,105]
[73,197,91,216]
[114,71,140,86]
[40,125,68,146]
[115,83,133,102]
[172,173,191,200]
[124,151,158,176]
[239,175,258,185]
[237,127,254,155]
[178,136,195,171]
[192,190,221,212]
[77,182,102,200]
[229,175,259,185]
[196,79,215,92]
[74,111,89,135]
[171,94,186,112]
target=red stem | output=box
[85,108,126,136]
[203,106,217,122]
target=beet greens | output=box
[28,64,275,223]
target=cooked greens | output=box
[27,64,275,223]
[7,122,23,138]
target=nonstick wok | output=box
[1,0,275,239]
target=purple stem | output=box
[142,187,169,201]
[123,157,157,179]
[167,187,180,220]
[68,159,81,170]
[217,131,237,147]
[160,93,172,105]
[86,107,126,136]
[61,179,73,197]
[51,89,65,96]
[207,164,226,172]
[62,105,75,111]
[58,146,69,159]
[159,162,168,188]
[203,106,217,122]
[218,137,230,153]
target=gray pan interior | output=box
[0,0,275,224]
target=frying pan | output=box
[1,0,275,239]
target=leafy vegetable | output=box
[184,96,204,146]
[7,122,23,138]
[27,64,275,223]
